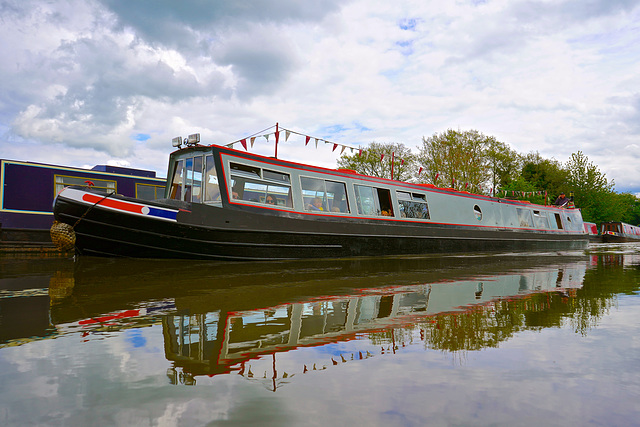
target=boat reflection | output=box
[46,253,600,385]
[4,251,638,389]
[161,258,588,384]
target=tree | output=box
[564,151,617,223]
[520,152,567,201]
[486,139,520,194]
[336,142,416,181]
[417,129,496,193]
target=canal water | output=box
[1,245,639,426]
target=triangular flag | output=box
[380,154,384,161]
[240,139,247,150]
[285,131,290,141]
[401,159,404,165]
[305,136,310,146]
[418,167,423,175]
[264,134,269,141]
[250,137,256,147]
[340,145,346,154]
[332,143,338,152]
[350,147,354,153]
[434,173,439,180]
[358,149,362,157]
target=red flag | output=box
[305,136,310,146]
[240,139,247,150]
[380,154,384,161]
[332,143,338,152]
[465,182,469,188]
[418,167,423,175]
[401,159,404,165]
[358,149,362,157]
[434,173,439,180]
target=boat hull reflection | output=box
[163,259,586,377]
[48,254,589,381]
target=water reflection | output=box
[2,251,640,392]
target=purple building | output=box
[1,159,165,245]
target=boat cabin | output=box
[163,144,584,234]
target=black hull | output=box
[53,192,588,260]
[602,235,640,244]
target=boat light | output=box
[172,136,183,147]
[187,133,200,145]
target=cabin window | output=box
[355,185,393,216]
[553,213,563,229]
[184,157,194,202]
[168,155,206,203]
[516,208,533,227]
[355,185,377,215]
[300,177,349,213]
[230,162,292,207]
[532,210,549,229]
[136,183,164,200]
[169,159,184,200]
[191,156,203,203]
[473,205,482,221]
[54,175,116,195]
[397,191,430,219]
[203,154,221,202]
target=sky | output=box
[1,0,639,193]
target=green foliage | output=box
[520,152,567,199]
[336,142,416,181]
[486,140,521,192]
[334,134,640,225]
[499,177,546,205]
[618,193,640,225]
[417,129,498,193]
[564,151,618,223]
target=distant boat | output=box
[600,221,640,243]
[0,159,164,247]
[51,132,589,260]
[583,221,600,242]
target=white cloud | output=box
[1,0,639,191]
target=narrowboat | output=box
[600,221,640,243]
[51,133,589,260]
[1,159,165,246]
[583,221,600,242]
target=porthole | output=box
[473,205,483,221]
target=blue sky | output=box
[1,0,639,193]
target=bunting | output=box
[224,124,417,170]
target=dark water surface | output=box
[1,245,640,426]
